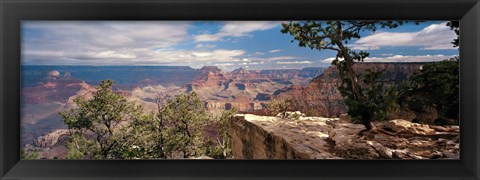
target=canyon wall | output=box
[278,62,426,118]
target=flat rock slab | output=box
[231,114,340,159]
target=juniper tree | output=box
[398,58,459,124]
[281,21,415,130]
[60,80,143,159]
[158,92,210,158]
[446,21,459,47]
[204,109,237,159]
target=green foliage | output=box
[266,98,291,118]
[20,149,40,159]
[60,80,143,159]
[398,58,459,121]
[205,109,236,159]
[158,92,211,158]
[281,21,409,52]
[60,80,236,159]
[112,113,166,159]
[66,132,94,159]
[281,21,412,129]
[446,21,459,47]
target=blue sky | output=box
[22,21,459,71]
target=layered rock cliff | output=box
[186,66,325,114]
[278,62,426,117]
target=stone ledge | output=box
[230,114,339,159]
[230,113,460,160]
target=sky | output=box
[22,21,459,71]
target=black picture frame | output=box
[1,0,479,179]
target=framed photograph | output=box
[1,0,479,179]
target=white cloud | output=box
[320,57,344,63]
[363,54,456,62]
[214,63,236,66]
[95,51,136,59]
[22,21,193,65]
[193,21,280,42]
[249,56,297,61]
[24,21,190,49]
[276,61,312,64]
[350,46,380,50]
[195,43,216,49]
[22,21,250,66]
[269,49,282,53]
[319,54,455,63]
[147,49,246,64]
[353,22,457,50]
[24,47,246,65]
[24,50,136,60]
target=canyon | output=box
[22,62,458,159]
[21,66,324,147]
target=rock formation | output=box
[33,129,70,148]
[186,66,324,114]
[278,62,426,118]
[230,114,339,159]
[230,113,459,159]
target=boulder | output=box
[328,123,365,145]
[380,119,436,135]
[334,139,379,159]
[367,140,393,159]
[33,129,70,148]
[275,111,306,119]
[338,114,350,123]
[393,150,408,159]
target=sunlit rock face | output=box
[230,113,459,160]
[230,114,340,159]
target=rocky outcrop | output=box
[229,68,255,80]
[332,119,460,159]
[231,114,339,159]
[33,129,70,148]
[190,66,228,89]
[230,113,459,159]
